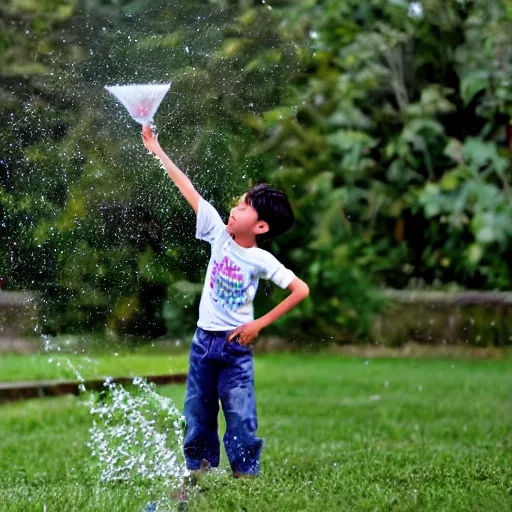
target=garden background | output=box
[1,0,511,346]
[1,2,511,511]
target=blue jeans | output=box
[183,327,263,475]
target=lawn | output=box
[1,352,511,511]
[0,352,189,382]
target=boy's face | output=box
[227,193,269,239]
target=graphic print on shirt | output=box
[210,255,256,312]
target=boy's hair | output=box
[245,183,294,245]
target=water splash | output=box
[105,83,171,127]
[87,377,187,486]
[40,330,188,510]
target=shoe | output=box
[172,459,212,502]
[189,459,211,485]
[199,459,211,472]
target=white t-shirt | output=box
[195,197,296,331]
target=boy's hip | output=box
[191,327,252,363]
[196,326,231,336]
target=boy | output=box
[141,125,309,478]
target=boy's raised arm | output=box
[141,125,201,213]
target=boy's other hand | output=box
[228,320,262,346]
[142,125,163,156]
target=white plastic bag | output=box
[105,83,171,126]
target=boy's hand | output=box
[141,125,163,156]
[228,320,263,346]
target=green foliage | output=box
[1,0,300,335]
[1,0,511,342]
[256,0,512,340]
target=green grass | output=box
[1,353,511,511]
[0,352,189,382]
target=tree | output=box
[247,0,512,339]
[2,0,301,336]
